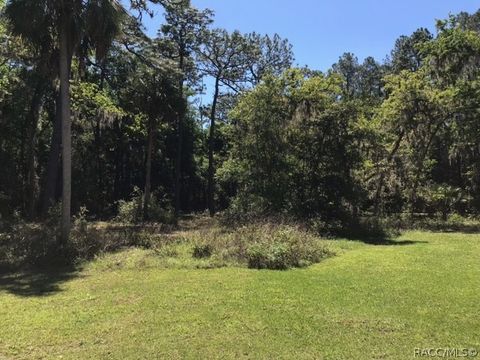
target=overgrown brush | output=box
[0,210,333,271]
[0,206,165,270]
[186,222,333,270]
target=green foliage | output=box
[390,28,432,73]
[418,183,468,218]
[71,81,126,119]
[116,187,144,224]
[245,225,332,269]
[410,213,480,232]
[192,243,213,258]
[246,242,290,270]
[92,217,333,270]
[227,69,363,222]
[116,187,175,224]
[69,206,101,260]
[0,204,169,269]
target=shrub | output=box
[192,244,213,259]
[69,206,106,261]
[116,188,143,224]
[309,218,345,238]
[116,187,175,224]
[247,242,290,270]
[243,224,332,270]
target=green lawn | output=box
[0,231,479,359]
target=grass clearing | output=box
[0,229,479,359]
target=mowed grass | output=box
[0,231,479,359]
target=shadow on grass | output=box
[353,238,428,246]
[0,267,80,297]
[338,231,428,246]
[420,224,480,234]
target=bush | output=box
[116,187,175,224]
[69,206,107,260]
[116,188,143,224]
[192,244,213,259]
[308,218,346,238]
[247,242,290,270]
[242,224,332,270]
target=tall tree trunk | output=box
[113,123,123,201]
[96,62,106,211]
[41,92,62,217]
[174,97,184,218]
[174,54,185,218]
[59,17,72,243]
[94,115,104,213]
[26,83,45,220]
[207,77,220,217]
[143,118,155,221]
[20,124,26,213]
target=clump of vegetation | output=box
[0,205,166,270]
[192,243,213,259]
[93,218,333,271]
[179,221,333,270]
[317,216,399,241]
[116,187,175,225]
[242,224,333,269]
[0,206,63,269]
[409,213,480,232]
[115,189,144,224]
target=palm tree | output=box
[4,0,125,242]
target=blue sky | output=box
[135,0,479,71]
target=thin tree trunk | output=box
[20,125,26,213]
[41,92,62,217]
[207,77,220,217]
[174,54,185,218]
[113,123,123,201]
[59,17,72,243]
[26,83,45,220]
[174,98,184,218]
[143,118,155,221]
[96,63,106,209]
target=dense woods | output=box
[1,0,480,240]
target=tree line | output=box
[1,0,480,239]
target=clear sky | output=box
[136,0,479,71]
